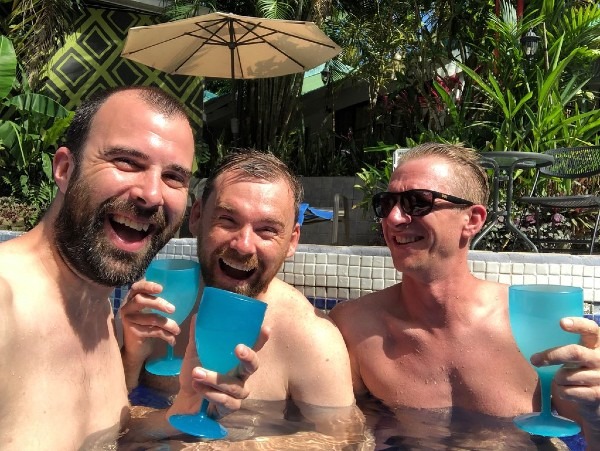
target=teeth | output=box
[112,214,149,232]
[222,259,254,272]
[395,236,420,244]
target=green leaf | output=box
[0,36,17,100]
[6,93,70,119]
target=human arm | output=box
[122,317,267,443]
[280,305,360,436]
[168,316,269,420]
[531,317,600,448]
[119,279,182,391]
[329,300,370,397]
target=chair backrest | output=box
[392,148,411,169]
[540,146,600,178]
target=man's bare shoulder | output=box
[266,278,344,341]
[0,274,16,333]
[266,277,316,311]
[330,284,398,325]
[0,239,28,307]
[0,232,42,270]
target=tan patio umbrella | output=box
[120,12,342,79]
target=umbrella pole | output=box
[227,19,240,142]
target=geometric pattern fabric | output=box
[42,6,204,131]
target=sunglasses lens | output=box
[374,190,436,218]
[374,193,394,218]
[403,190,434,216]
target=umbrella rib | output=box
[235,18,339,49]
[232,27,307,71]
[174,20,231,73]
[232,19,339,70]
[123,34,187,55]
[123,19,230,62]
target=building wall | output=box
[41,5,205,131]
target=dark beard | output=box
[54,174,182,287]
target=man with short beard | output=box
[122,150,358,433]
[0,86,258,450]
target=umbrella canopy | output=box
[121,12,342,79]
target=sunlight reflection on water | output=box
[119,391,574,450]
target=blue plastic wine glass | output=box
[169,287,267,439]
[509,284,583,437]
[144,258,200,376]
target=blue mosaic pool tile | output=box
[109,284,130,314]
[306,296,347,311]
[561,432,586,451]
[129,385,171,409]
[584,314,600,325]
[310,296,326,310]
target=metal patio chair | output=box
[299,193,350,244]
[517,146,600,254]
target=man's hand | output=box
[120,279,182,390]
[168,316,270,419]
[531,317,600,444]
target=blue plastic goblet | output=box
[509,284,583,437]
[169,287,267,439]
[144,258,200,376]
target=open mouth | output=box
[219,258,256,280]
[109,214,153,243]
[395,235,423,245]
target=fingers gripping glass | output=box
[372,190,474,219]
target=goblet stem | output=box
[538,368,554,419]
[166,344,175,360]
[199,398,209,417]
[145,344,183,376]
[513,366,581,437]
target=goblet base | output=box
[169,413,228,439]
[145,357,183,376]
[514,412,581,437]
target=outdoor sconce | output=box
[321,67,331,85]
[520,29,540,60]
[321,69,331,85]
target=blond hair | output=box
[397,143,489,206]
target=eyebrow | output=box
[217,204,287,230]
[104,147,193,180]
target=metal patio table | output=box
[471,151,555,252]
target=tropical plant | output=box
[1,0,81,88]
[354,141,402,215]
[0,35,72,222]
[457,1,600,153]
[0,196,39,230]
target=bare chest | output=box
[355,328,538,416]
[4,305,128,447]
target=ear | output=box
[53,146,75,194]
[188,199,202,237]
[463,204,488,238]
[286,223,301,258]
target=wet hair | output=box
[62,85,191,166]
[396,142,489,206]
[201,149,304,223]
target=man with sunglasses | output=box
[330,143,600,447]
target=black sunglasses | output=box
[372,189,474,219]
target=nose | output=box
[230,225,256,255]
[132,170,164,208]
[386,201,412,225]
